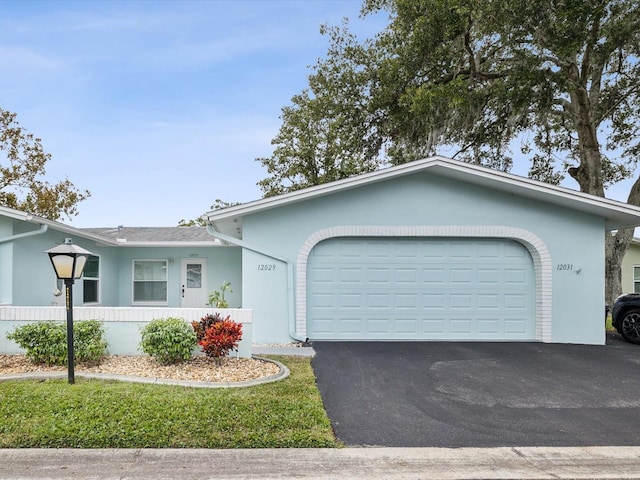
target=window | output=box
[634,266,640,293]
[83,255,100,304]
[133,260,168,303]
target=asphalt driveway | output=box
[311,333,640,447]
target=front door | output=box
[180,258,207,307]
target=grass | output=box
[606,314,615,332]
[0,356,340,448]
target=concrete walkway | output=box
[1,446,640,479]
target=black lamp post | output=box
[46,238,92,384]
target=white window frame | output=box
[634,265,640,293]
[83,254,101,305]
[132,259,169,305]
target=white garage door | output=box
[307,237,535,340]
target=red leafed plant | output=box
[192,313,223,343]
[193,314,243,364]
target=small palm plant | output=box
[207,281,232,308]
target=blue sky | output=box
[1,0,634,228]
[0,0,388,227]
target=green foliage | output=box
[207,281,232,308]
[258,0,640,195]
[72,319,109,365]
[178,199,240,226]
[0,357,339,448]
[0,107,90,220]
[139,318,197,365]
[192,313,243,363]
[256,0,640,305]
[6,320,108,365]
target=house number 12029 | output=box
[258,264,276,271]
[556,264,573,271]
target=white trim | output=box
[207,156,640,234]
[82,254,101,305]
[132,259,169,305]
[296,226,552,343]
[0,306,253,324]
[633,265,640,293]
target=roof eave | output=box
[114,241,225,247]
[205,156,640,232]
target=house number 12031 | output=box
[258,264,276,271]
[556,264,573,271]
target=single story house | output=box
[205,156,640,345]
[622,238,640,294]
[0,215,247,355]
[3,156,640,352]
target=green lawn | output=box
[606,314,615,332]
[0,356,340,448]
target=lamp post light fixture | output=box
[46,238,93,384]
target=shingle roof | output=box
[80,226,215,243]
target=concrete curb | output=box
[0,356,290,389]
[1,446,640,479]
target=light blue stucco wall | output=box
[0,216,13,304]
[98,246,242,308]
[240,172,606,345]
[6,223,242,309]
[242,249,290,343]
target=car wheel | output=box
[620,309,640,344]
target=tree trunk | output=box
[605,229,634,308]
[604,174,640,308]
[566,67,605,198]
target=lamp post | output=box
[46,238,92,384]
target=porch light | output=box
[45,238,93,384]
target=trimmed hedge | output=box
[139,317,197,365]
[6,319,108,365]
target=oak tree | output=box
[258,0,640,305]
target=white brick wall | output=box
[0,307,252,324]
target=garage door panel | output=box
[450,268,473,284]
[478,294,500,309]
[396,319,417,333]
[367,267,390,284]
[450,318,473,334]
[423,268,446,284]
[477,319,500,334]
[477,268,501,284]
[307,237,535,341]
[395,268,418,283]
[505,319,528,334]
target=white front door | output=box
[180,258,208,307]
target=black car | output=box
[612,293,640,344]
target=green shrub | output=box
[74,319,109,365]
[6,320,108,366]
[139,317,197,365]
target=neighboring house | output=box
[621,238,640,294]
[3,156,640,350]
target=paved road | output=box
[312,333,640,447]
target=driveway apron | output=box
[311,334,640,447]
